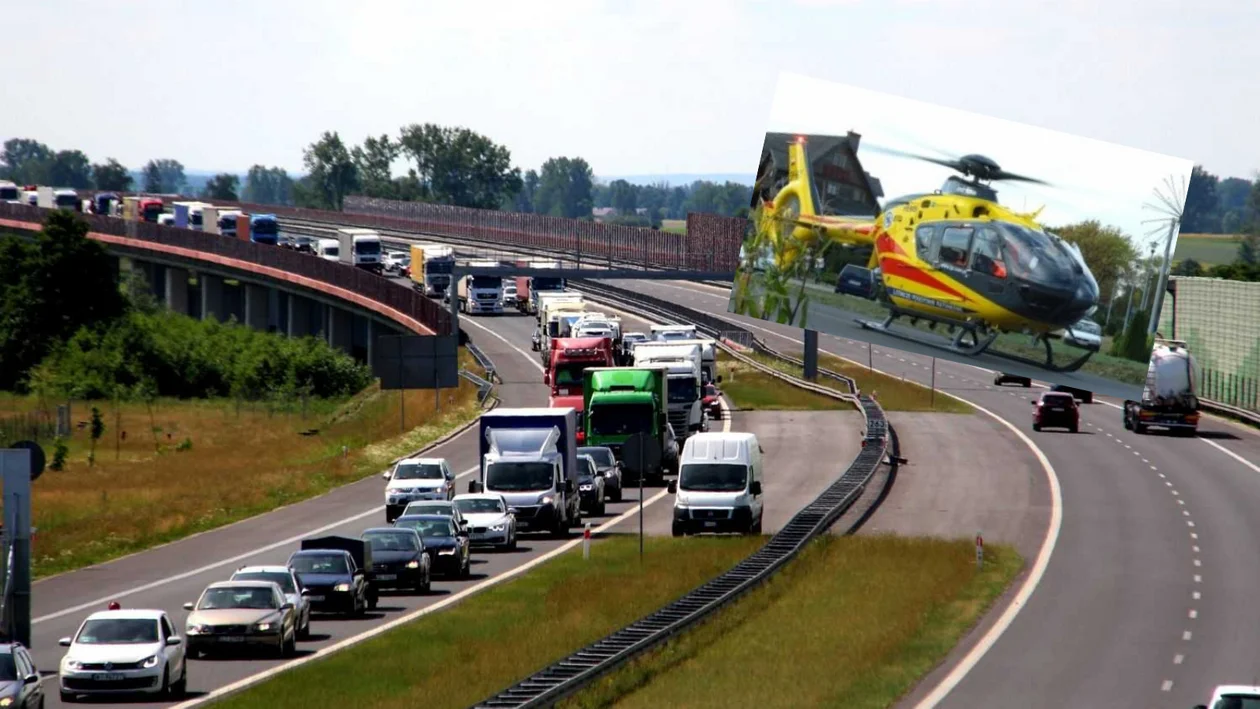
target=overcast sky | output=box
[770,73,1194,250]
[2,0,1254,184]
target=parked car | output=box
[58,609,188,702]
[1062,318,1102,351]
[994,372,1032,387]
[834,264,876,299]
[1032,391,1079,433]
[182,581,297,658]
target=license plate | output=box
[377,574,396,581]
[219,636,245,643]
[307,595,325,602]
[92,673,125,681]
[1050,408,1064,412]
[704,521,717,528]
[848,280,861,286]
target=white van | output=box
[315,238,340,262]
[668,432,763,536]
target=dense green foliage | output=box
[1,212,373,402]
[31,308,373,401]
[1181,165,1260,236]
[0,211,127,391]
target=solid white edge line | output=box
[1095,399,1260,474]
[596,278,1062,707]
[170,487,673,709]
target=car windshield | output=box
[398,518,456,538]
[0,186,19,200]
[679,463,749,492]
[55,195,78,208]
[589,403,653,436]
[356,240,381,255]
[454,498,506,514]
[1073,319,1100,334]
[198,587,278,610]
[393,463,444,480]
[704,384,718,397]
[668,378,698,404]
[0,654,15,681]
[486,461,554,491]
[363,531,420,552]
[289,554,348,575]
[232,571,296,594]
[533,277,563,290]
[1042,394,1074,406]
[323,246,339,256]
[76,618,160,644]
[252,220,278,235]
[578,448,615,467]
[554,363,593,386]
[405,503,451,516]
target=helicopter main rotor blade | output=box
[859,143,962,171]
[992,170,1051,186]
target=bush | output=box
[50,437,68,471]
[31,309,373,401]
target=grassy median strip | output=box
[716,360,851,412]
[9,349,485,578]
[559,534,1022,709]
[212,535,766,709]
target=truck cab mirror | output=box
[543,372,550,386]
[749,481,762,496]
[382,471,392,480]
[668,480,677,494]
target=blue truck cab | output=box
[250,214,278,245]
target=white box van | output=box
[315,238,341,262]
[668,431,763,536]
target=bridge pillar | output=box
[244,283,270,331]
[329,307,354,355]
[287,294,313,338]
[165,267,190,316]
[365,319,375,369]
[200,274,226,323]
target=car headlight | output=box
[142,655,159,669]
[490,524,505,532]
[406,560,420,569]
[580,484,593,491]
[333,583,351,592]
[255,622,273,632]
[438,548,456,555]
[187,624,211,635]
[0,696,13,706]
[64,660,84,671]
[539,495,554,506]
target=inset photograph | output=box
[731,72,1194,400]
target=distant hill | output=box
[596,173,756,187]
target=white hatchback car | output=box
[58,609,187,702]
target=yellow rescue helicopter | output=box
[751,135,1101,372]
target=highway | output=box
[615,278,1260,708]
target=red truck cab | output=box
[139,198,164,223]
[545,336,615,444]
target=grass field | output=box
[716,359,851,412]
[661,219,687,235]
[559,535,1022,709]
[212,535,766,709]
[6,349,485,578]
[742,274,1148,386]
[1174,233,1243,266]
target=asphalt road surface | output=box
[33,272,876,708]
[623,278,1260,709]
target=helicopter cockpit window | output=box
[915,225,935,260]
[937,227,973,268]
[969,226,1006,278]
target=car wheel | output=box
[160,667,171,696]
[60,690,78,704]
[597,500,606,516]
[508,530,518,551]
[172,661,188,697]
[298,613,310,640]
[1070,423,1078,433]
[611,486,622,503]
[751,516,763,535]
[671,523,684,538]
[1032,423,1041,431]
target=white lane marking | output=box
[1190,532,1198,539]
[1183,510,1190,516]
[1200,437,1260,474]
[172,486,673,708]
[1188,520,1196,527]
[39,315,547,623]
[1183,630,1193,641]
[1165,481,1173,487]
[1193,545,1199,552]
[1192,591,1200,600]
[1178,500,1185,506]
[35,463,480,624]
[1162,680,1174,692]
[1193,559,1201,566]
[1174,653,1185,664]
[1189,609,1198,619]
[1194,575,1202,583]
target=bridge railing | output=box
[0,202,452,335]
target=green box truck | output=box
[582,365,679,485]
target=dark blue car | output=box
[834,264,877,299]
[393,514,470,578]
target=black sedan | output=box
[393,514,470,578]
[361,527,432,594]
[578,445,622,502]
[576,455,607,516]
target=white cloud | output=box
[767,72,1194,251]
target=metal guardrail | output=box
[458,370,496,405]
[571,280,859,398]
[470,398,888,709]
[1201,398,1260,426]
[464,341,499,385]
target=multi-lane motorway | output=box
[617,278,1260,708]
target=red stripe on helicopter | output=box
[874,230,906,257]
[879,257,969,302]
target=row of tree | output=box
[0,211,371,399]
[1182,165,1260,235]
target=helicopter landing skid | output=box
[854,313,998,357]
[985,335,1096,374]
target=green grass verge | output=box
[211,535,765,709]
[661,219,687,235]
[716,360,850,412]
[558,535,1023,709]
[743,274,1147,386]
[1174,233,1243,266]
